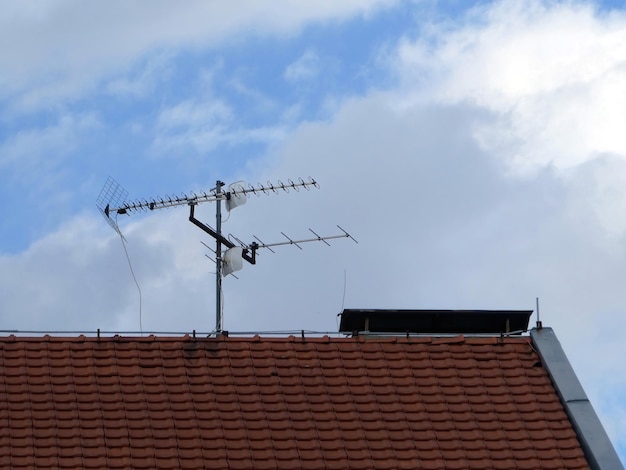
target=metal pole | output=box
[215,180,224,333]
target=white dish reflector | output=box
[226,182,247,212]
[222,246,244,276]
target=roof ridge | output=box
[0,334,532,345]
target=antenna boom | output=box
[252,226,357,250]
[104,177,319,216]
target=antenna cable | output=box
[116,215,143,335]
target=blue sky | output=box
[1,1,416,251]
[1,0,626,461]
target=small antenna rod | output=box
[536,297,542,329]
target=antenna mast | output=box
[97,177,356,333]
[215,181,224,332]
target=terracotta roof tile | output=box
[0,335,592,469]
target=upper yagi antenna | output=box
[101,177,319,216]
[97,177,355,333]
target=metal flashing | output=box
[530,327,624,470]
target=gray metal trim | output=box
[530,327,624,470]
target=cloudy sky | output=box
[1,0,625,460]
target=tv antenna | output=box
[97,177,357,333]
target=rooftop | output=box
[0,331,603,469]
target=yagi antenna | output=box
[251,226,357,251]
[97,177,355,333]
[100,177,319,216]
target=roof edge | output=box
[530,327,624,470]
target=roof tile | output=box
[0,335,593,469]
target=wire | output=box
[341,269,347,311]
[336,269,347,331]
[116,215,143,336]
[220,280,225,332]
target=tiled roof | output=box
[0,334,589,469]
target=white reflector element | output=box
[222,246,243,276]
[226,182,247,212]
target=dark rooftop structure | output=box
[0,309,622,469]
[338,309,533,335]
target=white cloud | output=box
[152,96,287,155]
[0,209,216,333]
[105,51,174,98]
[0,0,396,110]
[0,214,130,331]
[0,112,100,181]
[152,98,234,154]
[157,99,233,130]
[564,155,626,238]
[284,49,321,83]
[395,0,626,173]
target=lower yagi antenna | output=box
[251,226,358,251]
[97,176,355,334]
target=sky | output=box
[1,0,625,460]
